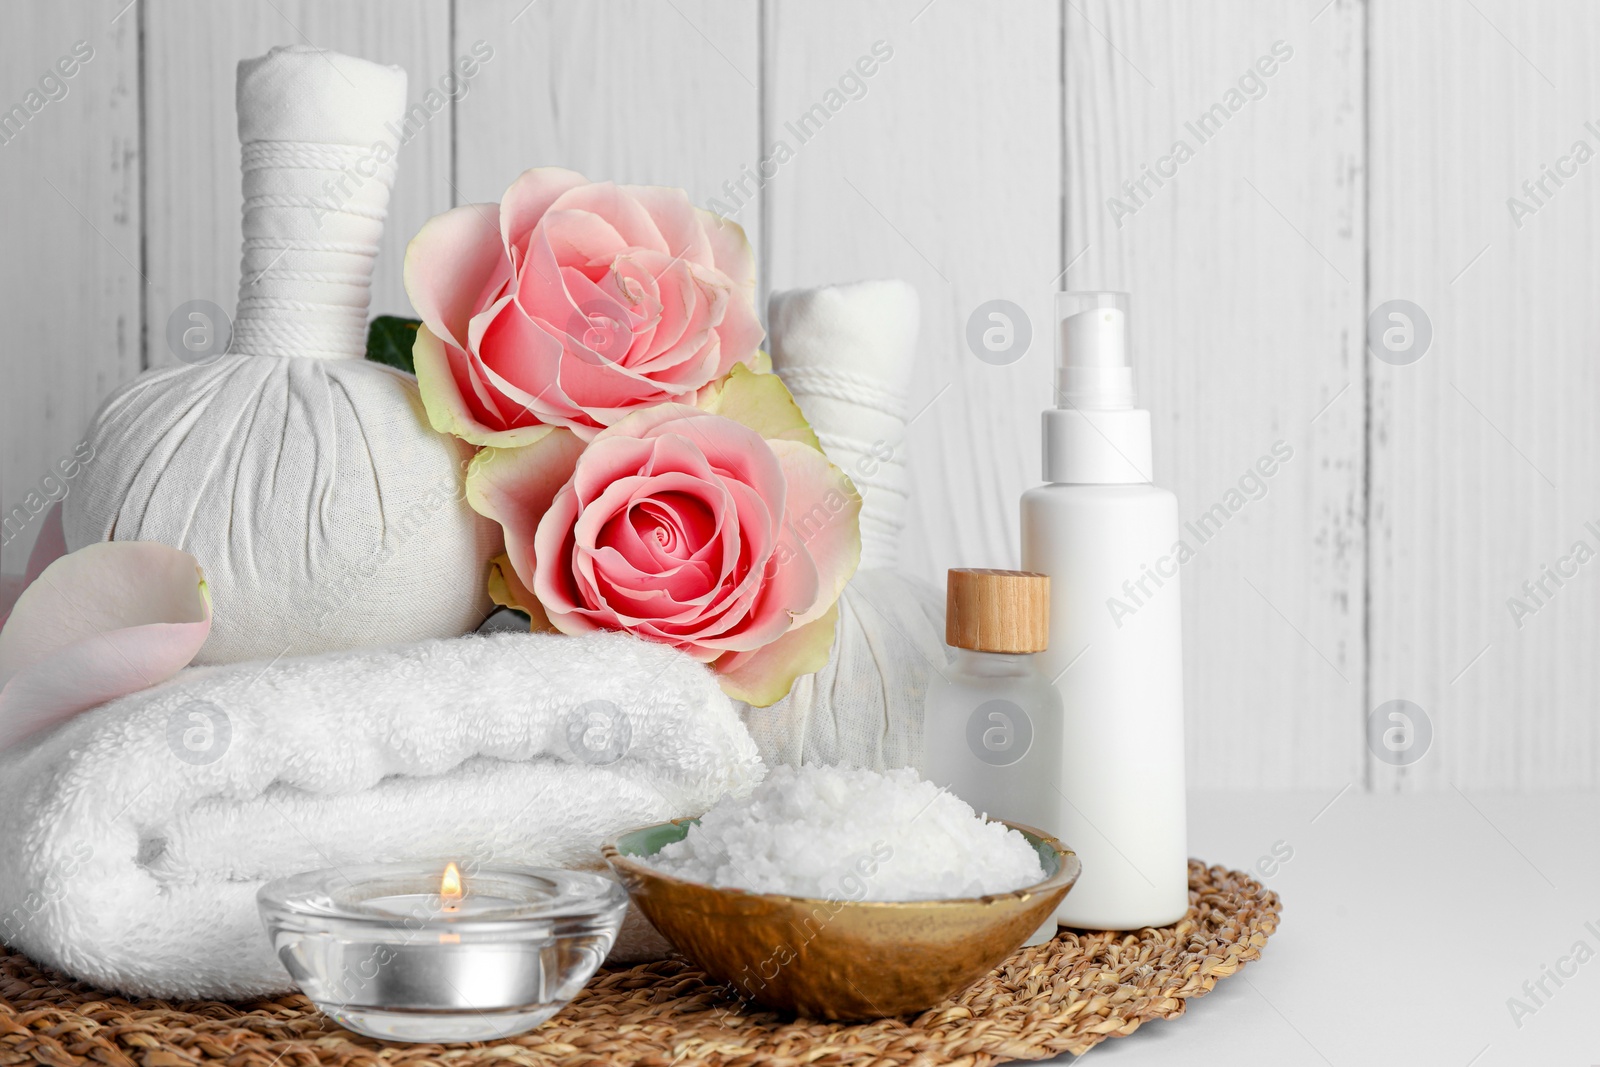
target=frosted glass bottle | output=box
[922,568,1063,945]
[924,647,1062,831]
[1020,292,1189,930]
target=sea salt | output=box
[646,765,1047,901]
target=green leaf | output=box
[366,315,423,374]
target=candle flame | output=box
[440,862,463,901]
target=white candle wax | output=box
[361,892,519,919]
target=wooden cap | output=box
[945,568,1050,653]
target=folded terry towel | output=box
[0,630,763,998]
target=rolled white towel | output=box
[0,630,762,998]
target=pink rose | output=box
[404,167,763,444]
[466,367,860,705]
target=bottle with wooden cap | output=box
[923,569,1064,912]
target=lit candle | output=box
[258,861,628,1042]
[362,863,518,921]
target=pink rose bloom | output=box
[467,368,860,705]
[403,167,763,444]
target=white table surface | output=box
[1038,790,1600,1065]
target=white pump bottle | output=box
[1020,292,1189,930]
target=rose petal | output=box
[0,577,24,629]
[701,362,822,449]
[404,203,510,348]
[606,254,679,365]
[592,405,788,501]
[603,498,717,591]
[687,522,817,651]
[0,542,212,752]
[409,170,765,447]
[551,265,646,367]
[712,603,840,706]
[549,183,670,256]
[567,435,662,504]
[533,492,598,634]
[25,502,67,586]
[624,257,724,380]
[0,502,68,629]
[710,282,766,374]
[472,293,580,427]
[536,208,632,282]
[620,184,713,267]
[499,167,591,264]
[766,439,862,626]
[466,429,587,605]
[694,205,757,292]
[572,475,725,619]
[415,325,531,446]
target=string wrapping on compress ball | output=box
[232,85,397,360]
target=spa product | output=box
[258,861,626,1041]
[1021,291,1189,930]
[645,765,1045,900]
[738,280,947,769]
[922,569,1062,841]
[63,47,499,664]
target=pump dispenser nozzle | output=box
[1055,291,1134,410]
[1041,290,1150,484]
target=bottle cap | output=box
[1055,291,1134,410]
[945,569,1050,654]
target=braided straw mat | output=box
[0,861,1278,1067]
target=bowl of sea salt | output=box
[603,765,1080,1020]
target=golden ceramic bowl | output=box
[602,818,1079,1020]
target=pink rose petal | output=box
[694,204,757,290]
[537,208,632,283]
[500,167,590,262]
[0,502,68,630]
[26,502,68,585]
[548,183,669,256]
[0,542,211,753]
[465,430,588,610]
[624,185,715,269]
[766,439,863,626]
[712,604,841,706]
[404,203,510,348]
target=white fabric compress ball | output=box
[65,358,498,664]
[738,281,947,770]
[63,47,500,664]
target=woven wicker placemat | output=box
[0,861,1278,1067]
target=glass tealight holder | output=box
[257,863,627,1042]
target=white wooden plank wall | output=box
[1067,0,1366,788]
[762,0,1061,601]
[142,0,452,354]
[453,1,760,263]
[1369,0,1600,791]
[1,0,1595,791]
[0,4,139,573]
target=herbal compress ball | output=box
[63,47,500,664]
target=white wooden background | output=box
[2,0,1594,791]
